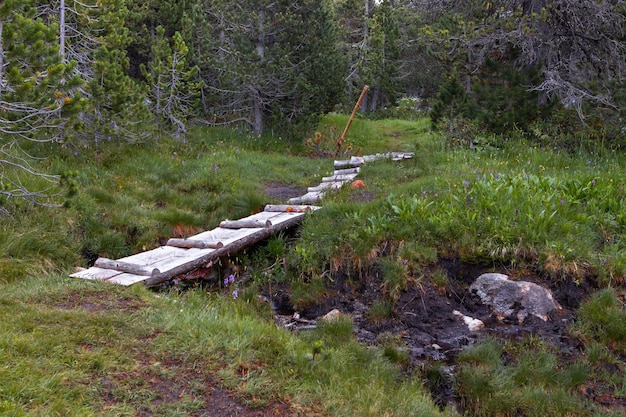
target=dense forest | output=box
[1,0,625,202]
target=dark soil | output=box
[263,182,306,202]
[263,258,626,415]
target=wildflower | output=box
[228,274,235,284]
[591,180,596,186]
[560,200,565,205]
[223,276,229,286]
[464,181,470,187]
[213,164,219,171]
[232,289,239,299]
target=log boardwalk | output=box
[70,152,413,286]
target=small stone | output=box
[321,309,342,321]
[453,310,485,332]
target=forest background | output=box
[1,1,626,415]
[1,0,625,204]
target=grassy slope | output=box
[1,115,625,416]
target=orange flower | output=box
[64,96,72,105]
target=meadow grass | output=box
[0,275,455,416]
[2,116,626,416]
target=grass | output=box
[2,115,626,415]
[0,276,455,416]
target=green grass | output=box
[0,276,453,416]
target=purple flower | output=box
[213,164,219,171]
[232,289,239,299]
[464,181,470,187]
[228,274,235,284]
[560,200,565,205]
[591,180,596,186]
[223,276,229,286]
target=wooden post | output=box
[335,85,369,157]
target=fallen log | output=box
[322,173,358,182]
[166,238,224,249]
[264,204,314,213]
[288,192,324,204]
[94,258,160,277]
[333,167,360,176]
[219,219,272,229]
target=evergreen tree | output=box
[430,72,470,133]
[201,0,345,136]
[141,27,202,140]
[0,0,83,205]
[360,0,402,112]
[85,0,149,143]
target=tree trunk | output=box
[60,0,66,61]
[0,18,4,95]
[369,86,380,112]
[252,7,266,134]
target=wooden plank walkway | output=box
[70,152,413,286]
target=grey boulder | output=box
[470,273,561,322]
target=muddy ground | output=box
[272,260,586,411]
[259,181,626,414]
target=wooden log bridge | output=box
[70,205,320,286]
[70,152,413,287]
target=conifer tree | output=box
[0,0,84,205]
[85,0,149,143]
[141,27,202,140]
[201,0,344,136]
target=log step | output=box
[166,238,224,249]
[94,258,160,277]
[219,219,272,229]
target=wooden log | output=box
[333,156,365,168]
[142,210,308,287]
[333,167,360,176]
[288,192,324,205]
[264,204,314,213]
[166,238,224,249]
[307,182,344,192]
[94,257,160,277]
[322,173,358,182]
[333,159,351,169]
[219,218,272,229]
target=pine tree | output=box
[85,0,149,143]
[430,73,470,133]
[200,0,345,136]
[141,27,202,140]
[360,0,402,112]
[0,0,84,205]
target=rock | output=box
[452,310,485,332]
[321,308,342,321]
[470,273,561,322]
